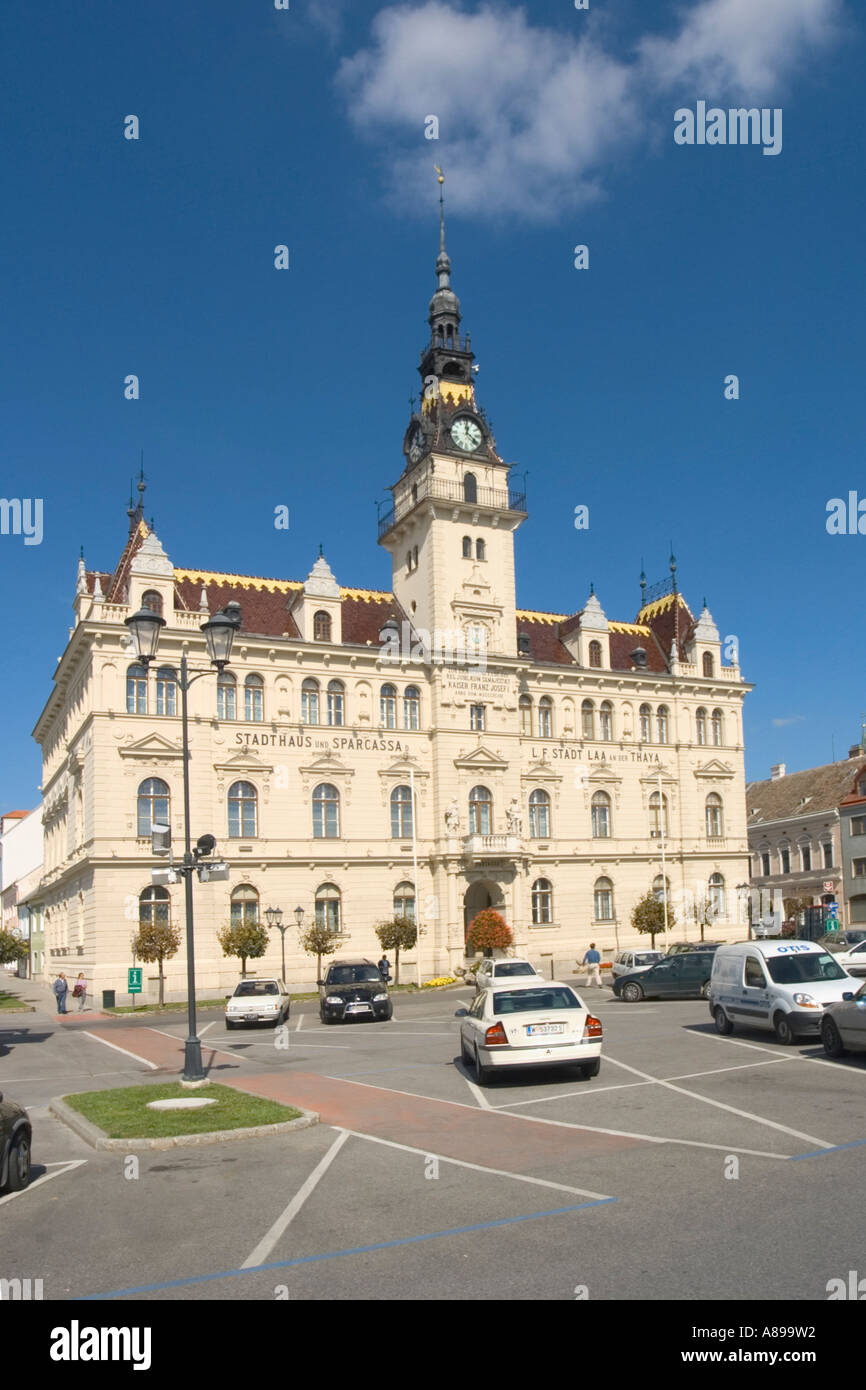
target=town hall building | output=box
[31,205,752,997]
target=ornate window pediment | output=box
[453,745,509,771]
[693,759,735,780]
[119,732,183,760]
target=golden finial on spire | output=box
[434,164,444,184]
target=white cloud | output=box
[336,0,843,221]
[771,715,806,727]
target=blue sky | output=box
[1,0,864,809]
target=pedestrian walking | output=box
[580,943,603,988]
[377,954,392,983]
[72,971,87,1012]
[53,972,69,1015]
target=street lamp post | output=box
[125,600,241,1082]
[266,906,287,983]
[293,905,305,931]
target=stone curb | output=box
[0,1005,37,1014]
[49,1094,319,1152]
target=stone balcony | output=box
[461,833,522,862]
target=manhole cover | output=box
[146,1097,218,1111]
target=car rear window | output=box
[492,987,580,1014]
[766,952,847,984]
[494,962,536,977]
[234,981,279,996]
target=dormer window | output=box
[142,590,163,616]
[588,640,602,668]
[702,652,714,677]
[313,611,331,642]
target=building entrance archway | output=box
[463,880,506,941]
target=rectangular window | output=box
[852,818,866,837]
[780,848,791,874]
[470,704,485,731]
[823,842,833,868]
[853,859,866,878]
[761,853,771,876]
[327,691,344,726]
[801,846,812,872]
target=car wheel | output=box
[621,982,644,1003]
[773,1012,796,1046]
[581,1059,600,1079]
[474,1045,493,1086]
[225,1020,237,1031]
[6,1132,31,1192]
[700,980,712,1000]
[714,1006,734,1036]
[821,1017,845,1058]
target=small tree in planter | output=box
[631,892,674,949]
[466,909,513,957]
[375,916,417,985]
[299,922,339,982]
[216,920,270,978]
[131,919,181,1006]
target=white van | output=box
[709,940,856,1045]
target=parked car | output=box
[0,1092,31,1192]
[710,940,856,1044]
[666,941,723,954]
[612,949,665,979]
[819,930,866,954]
[225,978,290,1030]
[821,981,866,1057]
[613,950,717,1002]
[474,958,542,992]
[823,938,866,977]
[459,981,601,1084]
[319,959,393,1023]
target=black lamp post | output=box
[125,600,242,1082]
[266,906,287,983]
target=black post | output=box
[180,653,204,1082]
[280,927,287,985]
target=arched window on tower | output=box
[588,640,602,668]
[476,538,485,561]
[463,473,477,504]
[313,611,331,642]
[462,536,472,558]
[703,652,715,677]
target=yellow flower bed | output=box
[421,975,458,989]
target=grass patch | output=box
[105,999,229,1015]
[0,990,33,1011]
[63,1082,302,1139]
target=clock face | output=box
[450,417,483,452]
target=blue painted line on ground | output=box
[789,1136,866,1161]
[79,1198,617,1300]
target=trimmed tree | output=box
[131,919,181,1006]
[299,922,339,983]
[631,891,674,949]
[466,909,513,957]
[375,916,418,985]
[0,931,29,967]
[216,920,270,978]
[691,893,715,943]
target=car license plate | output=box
[526,1023,565,1036]
[347,1003,371,1012]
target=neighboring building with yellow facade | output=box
[31,212,752,998]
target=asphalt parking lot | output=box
[3,980,866,1302]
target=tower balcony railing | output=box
[378,478,527,539]
[419,331,472,356]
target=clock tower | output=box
[379,175,527,658]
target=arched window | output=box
[639,703,652,742]
[705,793,724,838]
[800,842,812,872]
[649,791,669,839]
[538,696,553,738]
[217,672,236,720]
[696,708,707,745]
[139,885,170,929]
[228,781,257,839]
[393,882,415,921]
[463,472,477,503]
[380,683,397,729]
[313,783,340,838]
[529,789,551,838]
[652,874,671,903]
[301,678,320,725]
[711,708,724,746]
[462,536,472,558]
[406,551,412,574]
[709,873,725,917]
[327,679,344,727]
[126,664,148,715]
[403,686,420,730]
[314,610,332,642]
[588,640,602,668]
[599,701,613,741]
[531,878,553,925]
[476,538,486,561]
[656,705,669,745]
[591,791,611,839]
[156,666,177,717]
[519,695,533,737]
[315,883,341,934]
[231,883,259,927]
[391,785,414,838]
[137,778,169,837]
[594,877,614,922]
[411,484,418,505]
[141,590,163,616]
[244,674,264,722]
[582,699,596,740]
[702,652,714,677]
[468,785,493,835]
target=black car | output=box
[0,1091,31,1192]
[319,959,393,1023]
[613,951,717,1002]
[666,941,723,955]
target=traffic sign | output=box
[826,903,839,917]
[128,967,142,994]
[823,880,835,892]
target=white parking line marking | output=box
[601,1053,834,1148]
[0,1159,88,1207]
[80,1032,158,1070]
[461,1072,492,1110]
[295,1014,304,1032]
[241,1131,350,1269]
[693,1030,866,1075]
[344,1130,612,1201]
[199,1022,215,1036]
[493,1058,790,1110]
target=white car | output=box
[830,939,866,977]
[459,980,602,1084]
[225,978,290,1030]
[611,949,665,979]
[473,958,542,992]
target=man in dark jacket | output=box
[53,973,69,1015]
[377,955,392,983]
